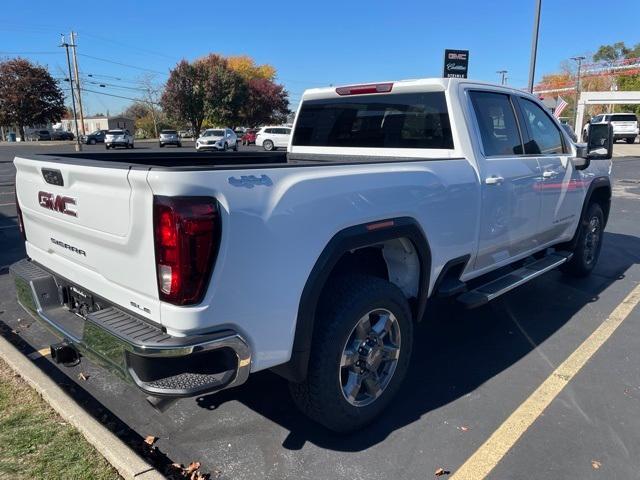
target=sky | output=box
[1,0,639,116]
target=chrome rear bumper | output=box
[10,258,251,397]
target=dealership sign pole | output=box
[527,0,542,93]
[443,50,469,79]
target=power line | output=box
[81,88,160,105]
[0,51,61,55]
[76,31,177,61]
[77,53,168,75]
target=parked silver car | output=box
[159,129,182,147]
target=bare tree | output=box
[138,73,163,138]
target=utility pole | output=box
[497,70,508,85]
[60,34,82,151]
[571,56,586,128]
[70,31,86,136]
[527,0,542,93]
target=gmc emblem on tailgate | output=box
[38,191,77,217]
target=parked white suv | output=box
[255,126,291,151]
[196,128,238,151]
[105,129,134,149]
[583,113,638,144]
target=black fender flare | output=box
[272,217,431,382]
[560,176,611,252]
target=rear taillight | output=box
[15,190,26,241]
[153,196,221,306]
[335,82,393,96]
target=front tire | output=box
[89,139,96,145]
[561,202,605,278]
[233,142,238,151]
[626,137,636,144]
[289,275,413,433]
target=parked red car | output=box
[242,129,257,145]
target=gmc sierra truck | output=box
[11,78,613,432]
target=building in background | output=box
[60,116,134,134]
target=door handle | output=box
[542,171,556,179]
[485,176,504,185]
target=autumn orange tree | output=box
[161,54,288,134]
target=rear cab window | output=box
[469,91,523,156]
[292,92,453,151]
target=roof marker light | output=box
[335,83,394,96]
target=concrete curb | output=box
[0,334,165,480]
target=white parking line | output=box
[0,225,18,230]
[0,191,15,195]
[0,202,16,207]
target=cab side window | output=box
[519,99,565,155]
[469,91,523,156]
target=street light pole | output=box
[497,70,508,85]
[571,56,586,128]
[527,0,542,93]
[60,34,82,152]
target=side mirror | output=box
[586,123,613,160]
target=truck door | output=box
[514,96,584,244]
[468,90,542,272]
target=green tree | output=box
[197,54,247,126]
[593,42,630,63]
[0,58,66,140]
[161,60,208,137]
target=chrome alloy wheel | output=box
[584,215,601,265]
[339,309,401,407]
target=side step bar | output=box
[456,252,572,309]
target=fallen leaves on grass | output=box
[591,460,602,469]
[435,467,451,476]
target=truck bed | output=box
[28,151,289,170]
[24,151,459,170]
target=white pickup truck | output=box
[11,78,613,432]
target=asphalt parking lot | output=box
[1,140,640,479]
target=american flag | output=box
[553,96,568,118]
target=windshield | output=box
[203,129,224,137]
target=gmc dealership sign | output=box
[443,49,469,78]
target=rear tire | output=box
[159,143,164,147]
[289,274,413,433]
[263,140,274,151]
[626,137,636,144]
[561,202,604,278]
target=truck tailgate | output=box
[14,157,160,322]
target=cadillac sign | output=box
[443,49,469,79]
